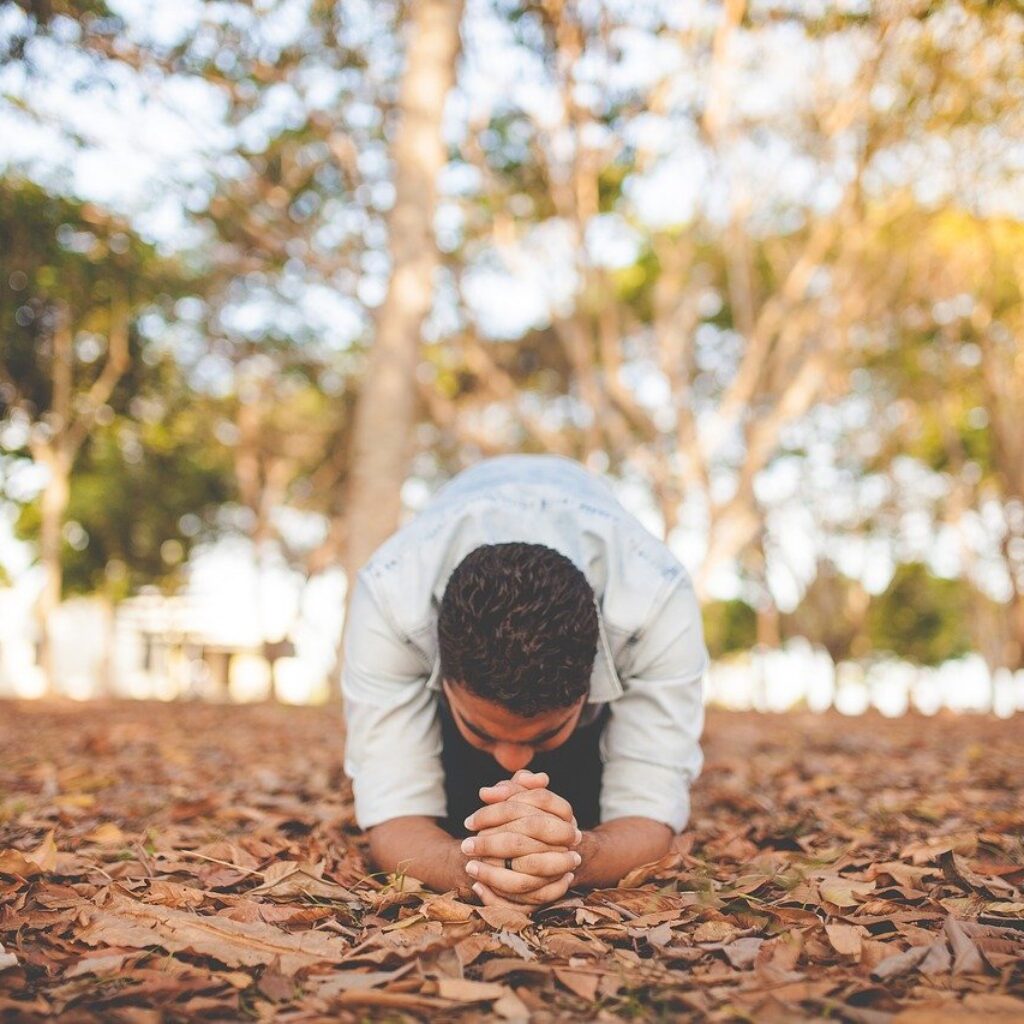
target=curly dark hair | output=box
[437,542,599,716]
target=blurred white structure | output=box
[0,591,326,704]
[1,588,1022,714]
[705,640,1024,718]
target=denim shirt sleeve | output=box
[598,575,707,832]
[340,571,447,829]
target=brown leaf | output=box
[863,861,940,890]
[422,896,476,923]
[493,989,532,1021]
[496,929,536,960]
[474,904,532,933]
[480,958,552,983]
[62,949,138,978]
[329,990,452,1011]
[257,960,294,1001]
[818,877,875,907]
[0,831,57,877]
[541,930,607,958]
[79,894,350,976]
[0,850,41,879]
[860,937,899,970]
[983,901,1024,915]
[250,861,353,900]
[721,936,764,969]
[554,968,600,1001]
[84,822,126,845]
[454,931,500,967]
[870,944,930,980]
[900,833,978,865]
[145,880,207,909]
[436,978,509,1002]
[644,922,675,948]
[618,851,683,887]
[756,930,804,974]
[315,962,415,997]
[962,994,1024,1016]
[825,923,864,959]
[917,940,952,975]
[944,914,987,975]
[694,919,739,944]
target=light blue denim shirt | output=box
[340,454,708,832]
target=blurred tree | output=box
[867,562,972,667]
[702,598,757,660]
[418,0,1006,606]
[13,360,232,599]
[11,359,235,694]
[0,178,188,688]
[341,0,467,605]
[853,206,1024,668]
[782,560,870,663]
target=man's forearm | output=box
[573,817,673,888]
[367,816,473,896]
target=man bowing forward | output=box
[341,454,707,909]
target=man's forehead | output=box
[442,679,581,741]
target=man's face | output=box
[441,678,586,773]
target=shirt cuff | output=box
[346,758,447,830]
[599,759,693,833]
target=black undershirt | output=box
[437,693,610,838]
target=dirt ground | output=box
[1,700,1022,1022]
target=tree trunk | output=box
[338,0,465,694]
[1007,590,1024,671]
[37,450,70,695]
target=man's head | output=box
[437,542,599,771]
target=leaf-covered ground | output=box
[1,701,1022,1023]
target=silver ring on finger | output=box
[504,857,514,871]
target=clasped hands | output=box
[460,768,582,909]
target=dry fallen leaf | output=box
[84,822,125,845]
[0,831,57,877]
[825,923,864,959]
[474,904,532,933]
[436,977,510,1002]
[694,919,740,944]
[423,896,476,923]
[79,894,351,976]
[819,877,875,907]
[553,967,600,1001]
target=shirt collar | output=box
[425,605,623,703]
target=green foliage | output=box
[0,177,186,425]
[0,176,231,599]
[702,598,757,659]
[867,562,973,667]
[12,359,235,599]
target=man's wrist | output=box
[444,834,476,897]
[573,827,604,887]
